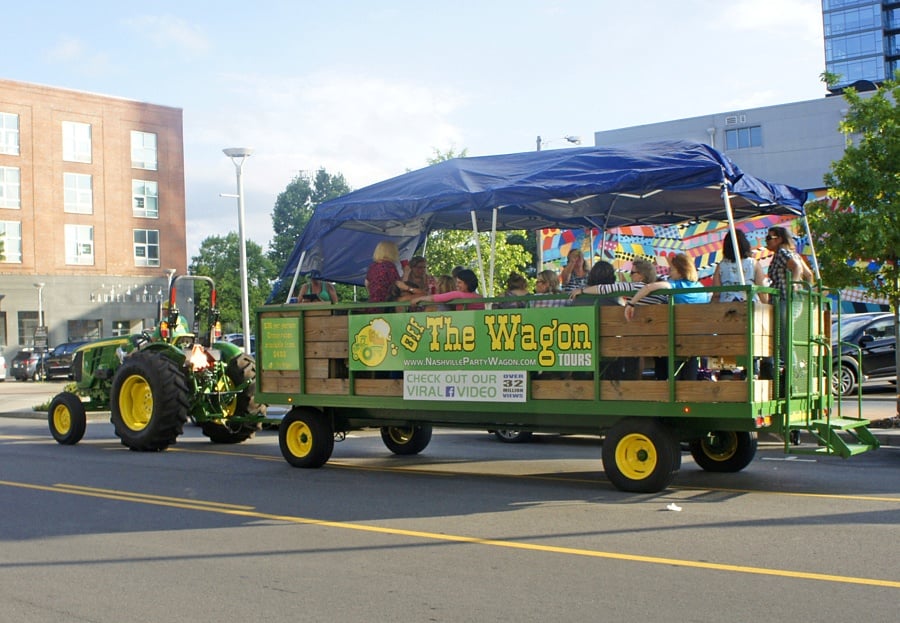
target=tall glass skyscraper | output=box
[822,0,900,88]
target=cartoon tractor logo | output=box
[351,318,394,367]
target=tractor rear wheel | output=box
[48,392,87,445]
[225,353,266,417]
[194,352,264,444]
[200,420,260,444]
[110,351,189,451]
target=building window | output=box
[826,57,885,85]
[823,3,881,37]
[0,112,19,156]
[133,229,160,266]
[132,180,159,218]
[67,319,102,342]
[0,220,22,262]
[112,320,143,337]
[64,173,93,214]
[131,131,158,170]
[725,126,763,150]
[18,311,39,347]
[65,224,94,265]
[62,121,92,163]
[0,166,21,209]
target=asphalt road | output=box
[1,407,898,623]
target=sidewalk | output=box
[0,379,109,421]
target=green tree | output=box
[421,147,535,292]
[807,73,900,417]
[189,233,276,334]
[424,230,533,295]
[268,168,351,271]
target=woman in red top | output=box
[410,269,484,310]
[365,241,401,303]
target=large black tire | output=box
[110,351,189,451]
[191,352,264,444]
[225,353,266,416]
[279,408,334,468]
[199,420,260,444]
[492,430,534,443]
[48,392,87,445]
[601,418,679,493]
[689,431,757,473]
[381,424,433,455]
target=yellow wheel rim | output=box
[615,433,657,481]
[52,404,72,435]
[387,427,414,444]
[215,376,238,417]
[701,432,738,462]
[286,420,313,458]
[119,374,153,431]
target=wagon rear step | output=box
[787,417,880,458]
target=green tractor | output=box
[48,275,266,450]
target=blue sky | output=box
[4,0,827,261]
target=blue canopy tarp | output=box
[272,140,807,295]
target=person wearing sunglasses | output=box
[530,269,569,308]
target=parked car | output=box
[0,354,7,381]
[43,341,89,380]
[222,333,256,356]
[10,349,50,381]
[832,312,897,396]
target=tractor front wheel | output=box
[110,351,189,451]
[48,392,87,445]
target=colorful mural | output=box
[540,216,889,313]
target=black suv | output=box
[44,341,89,380]
[832,312,897,395]
[10,349,50,381]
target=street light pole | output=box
[223,147,254,355]
[33,282,45,327]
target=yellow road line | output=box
[1,479,898,589]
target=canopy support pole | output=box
[721,184,746,286]
[285,250,306,303]
[470,211,490,299]
[489,208,499,297]
[800,214,821,280]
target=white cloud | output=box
[715,0,823,40]
[122,14,210,55]
[183,71,469,257]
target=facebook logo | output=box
[445,386,456,397]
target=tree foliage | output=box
[268,168,351,271]
[420,147,535,292]
[188,233,276,334]
[807,74,900,311]
[423,230,533,295]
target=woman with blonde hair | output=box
[365,241,401,303]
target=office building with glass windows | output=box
[0,78,187,360]
[823,0,900,90]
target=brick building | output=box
[0,78,187,361]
